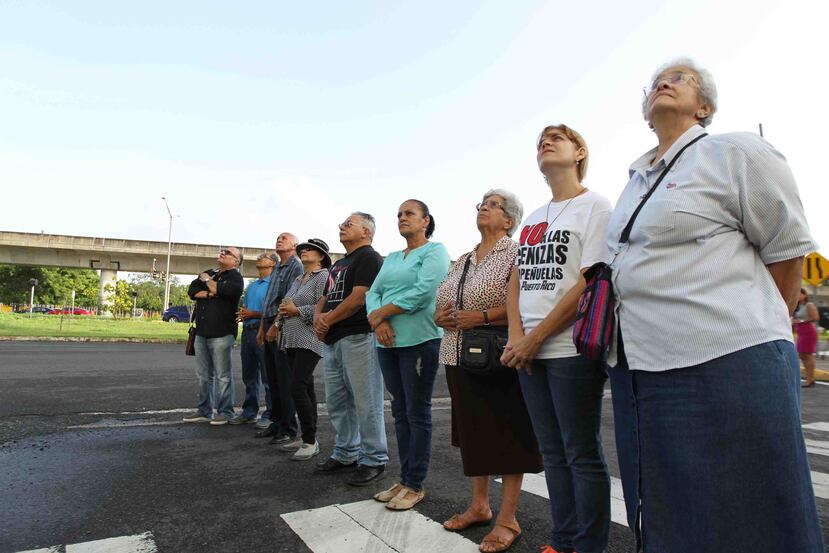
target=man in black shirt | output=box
[313,212,389,486]
[183,246,245,425]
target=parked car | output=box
[47,307,93,315]
[162,305,192,323]
[15,306,52,314]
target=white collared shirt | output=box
[607,124,817,371]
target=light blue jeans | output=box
[194,334,235,418]
[323,333,389,467]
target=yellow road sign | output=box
[803,252,829,286]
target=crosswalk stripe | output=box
[811,471,829,500]
[17,532,156,553]
[805,438,829,457]
[803,422,829,432]
[495,473,629,527]
[281,499,479,553]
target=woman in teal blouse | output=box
[366,199,450,511]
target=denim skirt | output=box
[608,338,824,552]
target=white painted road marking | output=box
[803,421,829,432]
[496,472,629,527]
[72,399,453,429]
[17,532,156,553]
[282,499,479,553]
[811,471,829,500]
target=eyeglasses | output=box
[476,199,505,212]
[645,72,698,96]
[219,249,238,260]
[339,220,363,229]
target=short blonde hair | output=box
[536,124,589,182]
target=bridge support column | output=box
[98,269,118,315]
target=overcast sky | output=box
[2,0,827,264]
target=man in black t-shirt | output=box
[183,246,245,426]
[313,212,389,486]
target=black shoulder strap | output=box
[455,255,473,310]
[619,133,707,244]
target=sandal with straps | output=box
[479,519,522,553]
[442,509,493,531]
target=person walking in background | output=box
[501,125,612,553]
[435,189,541,553]
[606,58,823,551]
[276,239,330,461]
[255,232,303,443]
[313,212,389,486]
[183,246,245,426]
[232,251,277,426]
[794,288,821,388]
[366,199,450,511]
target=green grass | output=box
[0,313,191,341]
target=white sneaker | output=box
[254,418,271,429]
[278,437,303,452]
[292,442,320,461]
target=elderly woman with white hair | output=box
[606,58,823,551]
[434,189,541,553]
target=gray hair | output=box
[257,250,278,264]
[352,211,376,240]
[482,189,524,237]
[641,57,718,127]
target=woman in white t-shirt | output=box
[502,124,611,553]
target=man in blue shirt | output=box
[231,251,278,426]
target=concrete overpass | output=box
[0,231,344,309]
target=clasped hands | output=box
[367,308,395,347]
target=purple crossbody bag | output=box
[573,133,707,360]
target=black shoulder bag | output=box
[455,255,510,376]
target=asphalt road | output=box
[0,342,827,553]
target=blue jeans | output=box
[240,326,270,419]
[376,339,440,491]
[519,355,610,553]
[609,338,825,552]
[194,334,235,418]
[323,333,389,467]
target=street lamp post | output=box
[161,197,173,312]
[28,279,38,318]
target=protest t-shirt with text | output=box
[516,190,612,358]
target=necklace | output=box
[545,187,587,226]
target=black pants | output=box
[286,347,321,444]
[263,317,297,437]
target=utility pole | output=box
[161,197,174,312]
[28,279,37,318]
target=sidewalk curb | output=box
[0,336,185,344]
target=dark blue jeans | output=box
[609,338,824,552]
[240,326,270,419]
[377,339,440,491]
[519,355,609,553]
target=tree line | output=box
[0,265,191,316]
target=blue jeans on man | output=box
[240,326,270,420]
[323,333,389,467]
[518,355,610,553]
[194,334,235,419]
[376,338,440,491]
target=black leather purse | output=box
[455,256,511,376]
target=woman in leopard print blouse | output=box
[434,189,541,553]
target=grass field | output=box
[0,313,192,341]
